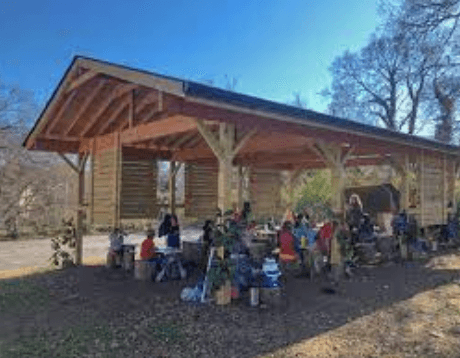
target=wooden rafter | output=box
[96,95,130,135]
[170,131,198,149]
[45,90,79,135]
[63,80,107,136]
[80,83,138,137]
[136,101,164,125]
[65,70,99,93]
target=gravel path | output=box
[0,228,202,272]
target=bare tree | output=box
[393,0,460,140]
[323,0,460,140]
[0,78,78,238]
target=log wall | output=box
[249,167,282,220]
[92,147,119,226]
[91,145,158,226]
[184,163,218,220]
[120,151,158,219]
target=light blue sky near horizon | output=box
[0,0,380,118]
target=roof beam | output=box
[65,70,99,93]
[63,79,107,136]
[120,115,197,144]
[79,83,138,137]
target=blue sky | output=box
[0,0,380,116]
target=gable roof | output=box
[23,56,460,157]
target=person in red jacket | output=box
[278,221,299,264]
[140,231,158,261]
[316,221,334,256]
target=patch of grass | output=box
[1,323,121,358]
[149,321,185,344]
[0,280,50,315]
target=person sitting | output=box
[109,228,124,266]
[140,231,158,261]
[158,214,172,238]
[358,214,374,242]
[167,214,181,249]
[140,231,165,277]
[278,221,299,264]
[200,220,214,273]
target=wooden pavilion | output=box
[24,56,460,265]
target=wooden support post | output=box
[114,132,121,228]
[309,141,349,215]
[76,153,88,266]
[218,159,233,214]
[404,153,410,211]
[169,161,176,215]
[236,165,244,212]
[90,139,96,225]
[195,120,257,214]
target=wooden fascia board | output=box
[77,58,184,97]
[183,95,460,156]
[120,115,197,144]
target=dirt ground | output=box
[1,249,460,357]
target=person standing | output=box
[330,216,350,286]
[346,194,363,244]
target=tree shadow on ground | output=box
[0,251,459,358]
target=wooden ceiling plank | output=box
[80,83,138,137]
[65,70,99,94]
[45,90,79,135]
[63,79,107,136]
